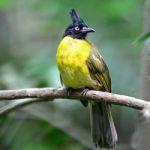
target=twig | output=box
[0,87,149,111]
[0,98,50,115]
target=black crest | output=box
[69,9,86,26]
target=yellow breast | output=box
[56,36,92,89]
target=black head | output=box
[63,9,95,39]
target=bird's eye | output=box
[74,26,80,31]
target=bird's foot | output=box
[66,88,74,96]
[81,88,89,96]
[80,88,89,107]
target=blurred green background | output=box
[0,0,144,150]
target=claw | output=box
[80,88,89,107]
[82,88,89,96]
[67,88,73,96]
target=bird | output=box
[56,9,118,148]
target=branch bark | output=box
[0,87,150,111]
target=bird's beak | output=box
[81,27,95,33]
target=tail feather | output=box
[90,102,117,148]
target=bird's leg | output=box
[67,88,85,96]
[80,88,89,107]
[82,88,89,96]
[66,88,74,96]
[67,88,89,106]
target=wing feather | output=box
[86,47,111,92]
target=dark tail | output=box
[90,102,118,148]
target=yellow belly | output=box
[56,36,93,89]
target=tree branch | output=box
[0,98,44,115]
[0,87,150,111]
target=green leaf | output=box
[133,32,150,46]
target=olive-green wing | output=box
[86,46,111,92]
